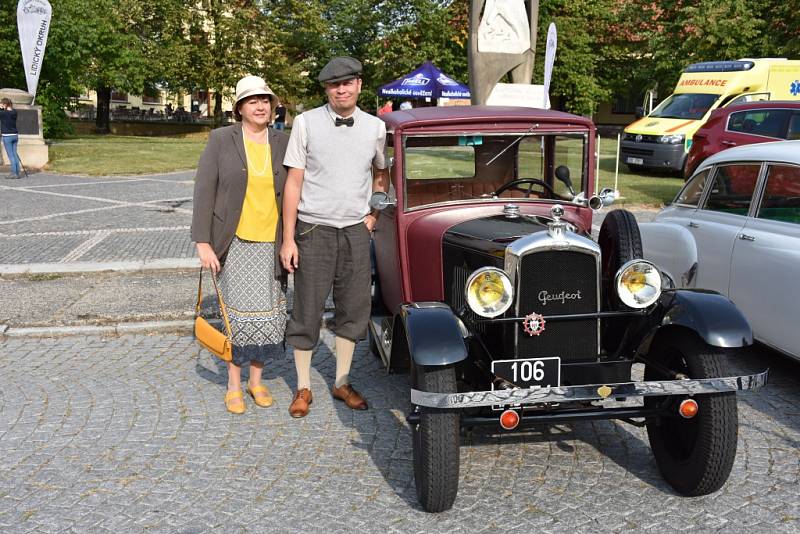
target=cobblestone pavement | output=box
[0,172,195,264]
[0,331,797,533]
[0,170,658,267]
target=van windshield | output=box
[650,93,719,120]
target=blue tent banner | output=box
[378,61,470,99]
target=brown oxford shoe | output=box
[289,388,312,418]
[331,384,368,410]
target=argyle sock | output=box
[294,349,313,390]
[334,336,355,388]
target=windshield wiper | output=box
[485,123,539,166]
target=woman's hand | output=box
[196,242,220,273]
[279,239,299,273]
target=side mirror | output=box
[369,191,396,211]
[554,165,575,196]
[588,188,616,211]
[635,106,644,119]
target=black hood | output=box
[443,214,551,256]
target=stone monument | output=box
[0,88,48,170]
[469,0,539,106]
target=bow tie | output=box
[335,116,354,127]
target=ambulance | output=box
[619,58,800,173]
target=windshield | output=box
[402,133,587,210]
[649,93,719,120]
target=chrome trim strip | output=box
[410,370,768,409]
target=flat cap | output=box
[318,56,362,83]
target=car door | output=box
[730,163,800,358]
[688,163,761,293]
[721,109,791,150]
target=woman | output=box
[0,98,22,179]
[191,75,289,414]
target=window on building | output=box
[111,90,129,102]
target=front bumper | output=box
[619,140,686,171]
[410,370,768,409]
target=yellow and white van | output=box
[619,58,800,173]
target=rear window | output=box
[703,164,761,215]
[757,164,800,224]
[728,109,790,138]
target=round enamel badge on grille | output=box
[522,312,546,336]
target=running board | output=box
[410,370,769,409]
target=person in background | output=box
[191,75,289,414]
[399,100,412,111]
[274,101,287,130]
[0,98,22,179]
[378,99,393,116]
[280,56,389,418]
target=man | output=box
[280,56,389,418]
[274,101,287,130]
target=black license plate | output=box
[491,357,561,389]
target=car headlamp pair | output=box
[658,134,685,145]
[464,260,662,317]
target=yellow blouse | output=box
[235,136,278,242]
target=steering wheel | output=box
[493,178,559,198]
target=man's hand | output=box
[364,213,378,232]
[280,239,299,273]
[196,242,220,273]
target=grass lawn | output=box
[595,136,685,208]
[47,135,207,176]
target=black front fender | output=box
[398,303,467,367]
[629,289,753,356]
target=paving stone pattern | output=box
[0,332,797,533]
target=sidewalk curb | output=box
[0,258,199,275]
[1,320,194,338]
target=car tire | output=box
[411,363,460,513]
[644,331,738,496]
[598,209,643,352]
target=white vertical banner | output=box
[542,23,557,109]
[17,0,52,100]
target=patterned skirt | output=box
[218,237,287,366]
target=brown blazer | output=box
[191,122,289,278]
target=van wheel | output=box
[411,363,460,513]
[644,331,738,496]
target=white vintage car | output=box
[641,140,800,360]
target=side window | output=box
[704,164,761,215]
[727,110,788,138]
[787,112,800,141]
[757,164,800,224]
[674,169,710,206]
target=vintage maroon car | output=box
[368,106,767,513]
[685,100,800,178]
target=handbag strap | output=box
[195,268,233,339]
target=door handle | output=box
[738,233,755,241]
[721,140,737,147]
[688,222,699,228]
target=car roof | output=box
[699,139,800,169]
[712,100,800,116]
[380,105,594,130]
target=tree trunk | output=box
[214,91,223,127]
[95,86,112,134]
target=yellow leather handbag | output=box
[193,268,233,362]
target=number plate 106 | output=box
[491,357,561,389]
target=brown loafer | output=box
[289,388,313,418]
[331,384,368,410]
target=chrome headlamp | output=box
[465,267,513,318]
[614,260,662,308]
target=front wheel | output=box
[644,331,738,496]
[411,363,460,512]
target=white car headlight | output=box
[658,134,685,144]
[465,267,513,318]
[615,260,662,308]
